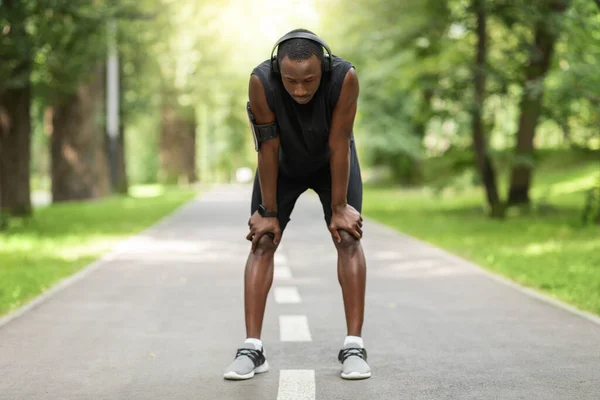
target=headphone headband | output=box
[270,31,333,74]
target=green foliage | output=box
[31,1,109,105]
[1,1,139,101]
[316,0,599,228]
[0,0,34,89]
[5,0,599,188]
[319,0,461,183]
[543,0,600,149]
[117,0,255,184]
[2,0,171,187]
[125,112,160,184]
[117,0,177,184]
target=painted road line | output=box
[275,253,288,265]
[274,266,293,280]
[277,370,315,400]
[274,287,301,304]
[279,315,312,342]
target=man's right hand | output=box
[246,210,281,251]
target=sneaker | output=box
[338,342,371,380]
[223,343,269,380]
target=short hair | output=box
[277,29,324,65]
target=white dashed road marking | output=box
[274,266,293,280]
[277,370,316,400]
[274,287,302,304]
[279,315,312,342]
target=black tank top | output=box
[251,55,354,177]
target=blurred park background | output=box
[0,0,598,319]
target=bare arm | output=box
[249,74,279,213]
[329,67,359,212]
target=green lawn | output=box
[363,152,600,316]
[0,185,196,318]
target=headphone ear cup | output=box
[271,56,280,74]
[323,54,331,72]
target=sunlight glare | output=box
[218,0,321,68]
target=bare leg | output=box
[244,235,278,339]
[334,230,367,337]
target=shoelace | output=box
[338,347,367,363]
[235,348,265,367]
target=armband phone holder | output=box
[247,102,279,151]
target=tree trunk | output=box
[159,105,196,184]
[472,0,503,218]
[0,0,32,217]
[0,83,32,216]
[559,121,571,145]
[116,123,128,193]
[507,0,570,205]
[409,87,434,185]
[184,120,197,183]
[115,55,128,194]
[110,58,128,194]
[51,63,111,202]
[105,125,128,195]
[582,174,600,225]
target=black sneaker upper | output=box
[235,347,265,367]
[338,347,368,363]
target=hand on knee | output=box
[334,230,360,253]
[254,234,277,256]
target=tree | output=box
[0,0,33,216]
[159,94,197,184]
[472,0,503,217]
[40,1,159,201]
[42,11,112,202]
[507,0,572,205]
[319,0,458,184]
[50,62,111,201]
[542,0,600,150]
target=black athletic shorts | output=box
[251,140,362,234]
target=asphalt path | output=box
[1,184,599,399]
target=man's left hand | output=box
[328,204,363,242]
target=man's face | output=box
[279,54,322,105]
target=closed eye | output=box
[285,77,316,83]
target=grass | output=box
[0,185,197,318]
[363,150,600,316]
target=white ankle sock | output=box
[344,335,364,348]
[244,338,263,351]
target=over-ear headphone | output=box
[270,31,333,75]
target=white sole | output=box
[223,360,269,380]
[341,370,371,380]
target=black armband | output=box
[247,102,279,151]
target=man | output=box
[223,29,370,381]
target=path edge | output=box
[0,193,202,330]
[367,217,600,327]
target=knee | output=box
[254,234,277,256]
[334,230,360,254]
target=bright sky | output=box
[220,0,322,67]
